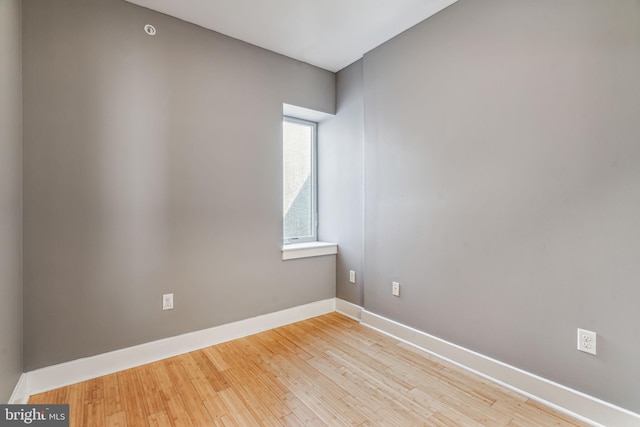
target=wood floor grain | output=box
[29,313,588,426]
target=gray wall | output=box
[0,0,23,403]
[319,60,365,306]
[362,0,640,413]
[23,0,336,371]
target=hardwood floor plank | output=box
[149,361,194,427]
[280,392,326,427]
[278,412,306,427]
[117,369,150,427]
[305,350,432,424]
[83,398,106,427]
[103,372,125,416]
[148,411,174,427]
[28,313,588,427]
[135,364,167,417]
[178,352,237,423]
[191,348,230,392]
[105,411,128,427]
[428,410,487,427]
[164,358,215,426]
[83,377,104,402]
[66,382,85,427]
[229,376,286,424]
[271,356,370,425]
[177,352,230,423]
[216,388,262,426]
[525,399,587,426]
[202,346,230,372]
[225,366,290,420]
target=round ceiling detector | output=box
[144,24,156,36]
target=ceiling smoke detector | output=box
[144,24,156,36]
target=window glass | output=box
[283,117,316,243]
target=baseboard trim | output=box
[335,298,363,321]
[26,298,336,397]
[19,298,640,427]
[8,374,29,404]
[361,309,640,427]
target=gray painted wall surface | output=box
[363,0,640,412]
[23,0,336,371]
[319,60,365,306]
[0,0,23,403]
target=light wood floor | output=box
[29,313,588,426]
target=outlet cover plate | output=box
[392,282,400,297]
[349,270,356,284]
[163,293,174,310]
[577,328,596,355]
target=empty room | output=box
[1,0,639,425]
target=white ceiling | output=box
[124,0,458,72]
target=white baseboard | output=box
[335,298,363,321]
[361,309,640,427]
[16,297,640,427]
[25,298,335,397]
[8,374,29,404]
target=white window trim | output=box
[283,116,318,244]
[282,242,338,260]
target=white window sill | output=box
[282,242,338,260]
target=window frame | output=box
[283,115,318,245]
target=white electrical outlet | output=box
[392,282,400,297]
[162,293,174,310]
[349,270,356,284]
[577,328,596,355]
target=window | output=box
[283,116,317,244]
